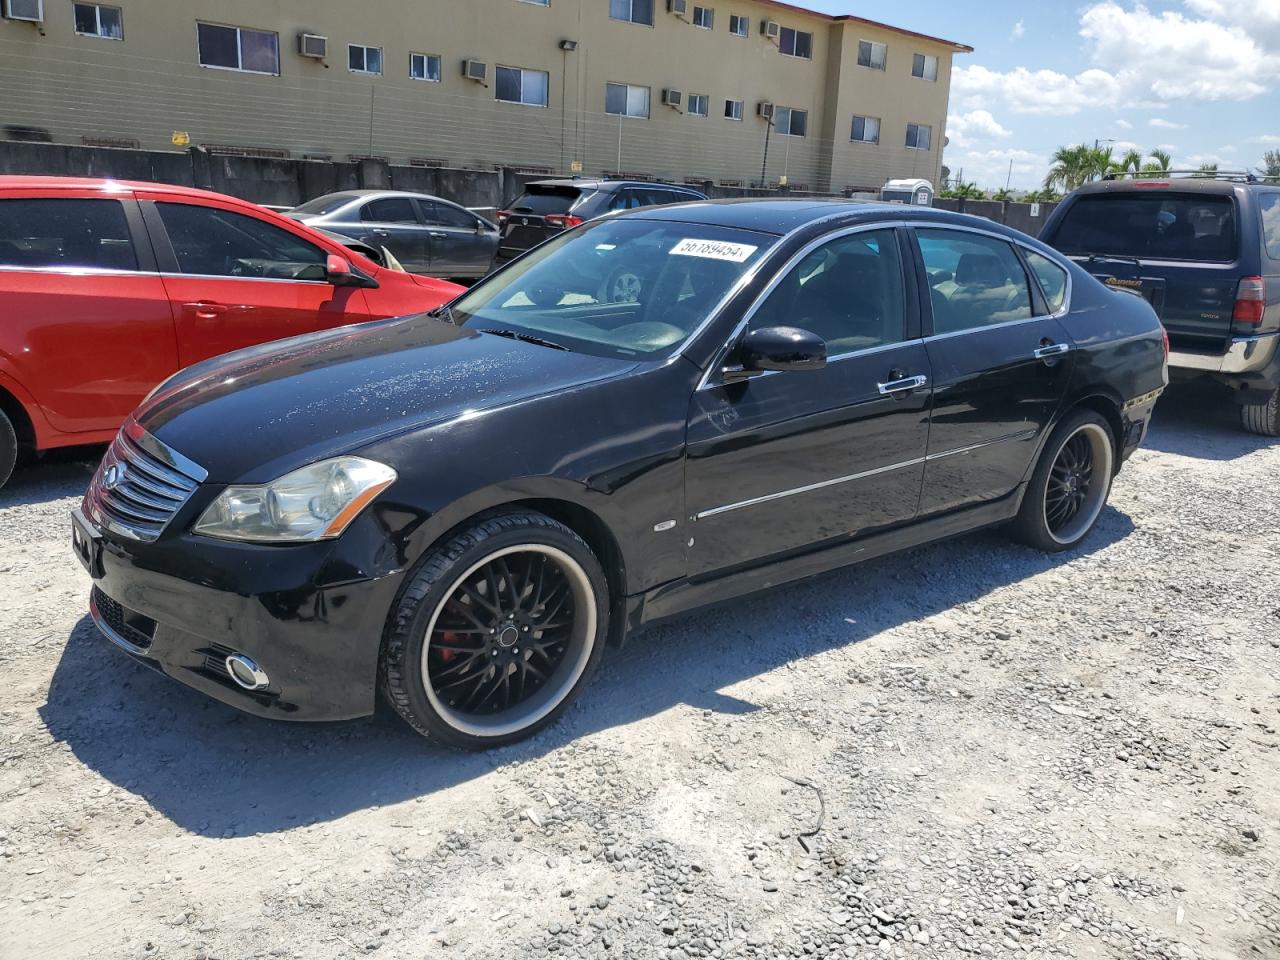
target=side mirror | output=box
[475,220,488,235]
[325,254,378,289]
[724,326,827,382]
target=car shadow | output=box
[39,505,1134,838]
[0,446,101,509]
[1142,379,1277,462]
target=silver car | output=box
[287,190,499,280]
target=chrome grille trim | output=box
[85,419,206,542]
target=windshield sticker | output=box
[670,238,758,263]
[595,243,617,251]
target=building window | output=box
[410,53,441,82]
[609,0,654,25]
[779,27,812,59]
[496,66,550,106]
[197,23,280,75]
[688,94,709,116]
[692,5,713,29]
[857,40,887,70]
[912,53,938,81]
[775,106,808,137]
[74,3,122,39]
[729,14,748,36]
[906,123,932,150]
[349,44,383,75]
[724,98,744,120]
[605,81,651,118]
[851,115,881,144]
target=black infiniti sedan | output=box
[72,201,1167,749]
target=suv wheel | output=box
[1010,409,1116,553]
[380,510,609,750]
[1240,387,1280,437]
[0,410,17,491]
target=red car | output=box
[0,176,463,488]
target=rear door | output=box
[0,191,177,435]
[139,196,374,366]
[498,184,584,258]
[420,199,495,278]
[357,196,430,273]
[913,226,1074,517]
[1045,190,1241,352]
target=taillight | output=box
[1162,325,1170,360]
[545,214,584,229]
[1233,276,1266,327]
[496,210,512,225]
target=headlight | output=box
[193,457,397,543]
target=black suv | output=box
[1041,174,1280,435]
[492,179,708,269]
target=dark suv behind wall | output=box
[492,179,708,269]
[1040,175,1280,434]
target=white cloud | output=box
[946,110,1013,148]
[1115,119,1133,129]
[944,148,1047,191]
[1149,118,1188,129]
[1250,134,1280,144]
[1011,19,1025,39]
[953,2,1280,117]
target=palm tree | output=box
[1045,144,1117,192]
[1113,149,1144,175]
[941,181,986,200]
[1142,148,1173,174]
[1089,146,1115,181]
[1193,162,1219,179]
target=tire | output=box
[600,265,646,304]
[0,410,16,491]
[380,510,610,750]
[1240,387,1280,437]
[1010,409,1116,553]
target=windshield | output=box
[292,193,360,216]
[450,218,775,359]
[1052,193,1238,263]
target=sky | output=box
[802,0,1280,190]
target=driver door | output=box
[685,227,932,575]
[140,197,375,365]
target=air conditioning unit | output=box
[668,0,688,14]
[463,59,488,83]
[662,89,683,108]
[3,0,44,23]
[757,101,775,120]
[762,19,780,39]
[298,33,328,59]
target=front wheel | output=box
[1010,410,1116,553]
[1240,387,1280,437]
[380,511,609,750]
[0,410,17,491]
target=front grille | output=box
[91,587,156,653]
[85,419,207,542]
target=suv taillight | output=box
[1162,325,1169,360]
[496,210,512,225]
[545,214,584,229]
[1233,276,1266,327]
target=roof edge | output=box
[756,1,973,53]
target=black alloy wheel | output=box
[380,511,608,749]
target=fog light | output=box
[225,653,270,691]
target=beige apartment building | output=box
[0,0,970,193]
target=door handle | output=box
[370,229,390,237]
[1034,343,1071,360]
[183,301,229,319]
[877,374,928,395]
[429,232,448,240]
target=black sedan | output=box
[72,201,1168,749]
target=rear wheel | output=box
[1010,409,1115,553]
[380,510,609,750]
[0,410,17,491]
[1240,387,1280,437]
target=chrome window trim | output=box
[0,264,150,277]
[692,428,1038,521]
[156,271,329,286]
[695,220,911,391]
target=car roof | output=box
[525,178,705,193]
[308,189,453,202]
[0,174,258,202]
[623,198,1035,239]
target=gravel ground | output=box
[1,380,1278,960]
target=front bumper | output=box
[1168,332,1278,374]
[75,507,405,722]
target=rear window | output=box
[509,187,583,215]
[292,193,359,216]
[0,198,137,271]
[1052,193,1238,263]
[1260,193,1280,260]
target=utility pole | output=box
[759,115,773,189]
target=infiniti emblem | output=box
[102,463,126,490]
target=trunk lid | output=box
[498,185,587,255]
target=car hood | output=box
[136,315,636,483]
